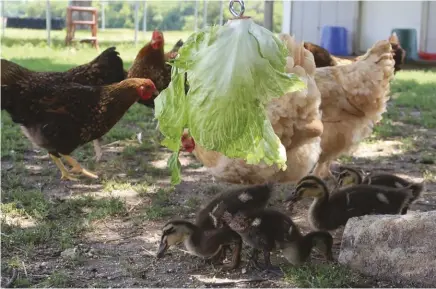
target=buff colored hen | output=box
[312,40,395,179]
[192,35,323,184]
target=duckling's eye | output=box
[163,227,175,236]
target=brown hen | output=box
[127,30,186,108]
[1,78,156,181]
[1,47,126,162]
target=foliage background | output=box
[3,0,284,32]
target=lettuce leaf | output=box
[155,18,306,185]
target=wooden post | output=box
[46,0,51,46]
[143,0,147,35]
[194,0,198,32]
[203,0,207,28]
[264,0,274,32]
[134,1,139,46]
[219,0,223,25]
[101,0,105,30]
[1,0,5,37]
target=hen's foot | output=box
[49,154,79,181]
[61,172,79,181]
[61,155,99,179]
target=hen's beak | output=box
[156,240,168,258]
[152,89,160,98]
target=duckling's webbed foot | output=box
[205,245,231,266]
[247,248,262,270]
[261,250,284,277]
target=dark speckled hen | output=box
[1,78,156,181]
[1,47,125,86]
[1,47,126,162]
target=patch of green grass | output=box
[338,155,353,164]
[1,187,127,254]
[372,118,404,138]
[14,277,32,288]
[185,196,201,209]
[102,179,150,195]
[420,152,436,165]
[423,170,436,182]
[386,72,436,129]
[37,271,71,288]
[283,263,362,288]
[399,136,416,152]
[142,187,176,220]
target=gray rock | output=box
[338,211,436,287]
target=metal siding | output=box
[290,1,358,53]
[359,1,423,51]
[426,1,436,53]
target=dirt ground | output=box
[1,112,435,288]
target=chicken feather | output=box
[313,40,395,178]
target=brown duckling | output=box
[196,182,274,229]
[195,182,273,262]
[156,220,242,269]
[336,166,424,214]
[285,175,423,231]
[215,207,333,276]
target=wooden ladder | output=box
[65,6,99,50]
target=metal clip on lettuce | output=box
[229,0,249,19]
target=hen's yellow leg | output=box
[61,154,99,179]
[49,154,78,181]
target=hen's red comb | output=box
[152,30,162,40]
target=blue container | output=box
[320,26,349,56]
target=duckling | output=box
[156,220,242,269]
[195,182,274,262]
[285,175,423,231]
[337,167,424,214]
[196,182,273,229]
[215,207,333,276]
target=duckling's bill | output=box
[156,237,169,258]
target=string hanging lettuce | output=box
[154,18,306,185]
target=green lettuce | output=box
[155,18,306,185]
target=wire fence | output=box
[0,0,283,46]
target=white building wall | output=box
[281,0,430,54]
[288,1,358,54]
[359,1,423,52]
[425,1,436,53]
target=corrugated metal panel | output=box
[359,1,423,52]
[290,1,358,54]
[281,0,292,35]
[426,1,436,53]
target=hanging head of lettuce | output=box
[154,18,306,185]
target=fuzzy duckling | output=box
[156,220,242,269]
[285,175,423,231]
[336,166,424,214]
[196,182,274,229]
[215,207,333,276]
[194,182,274,262]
